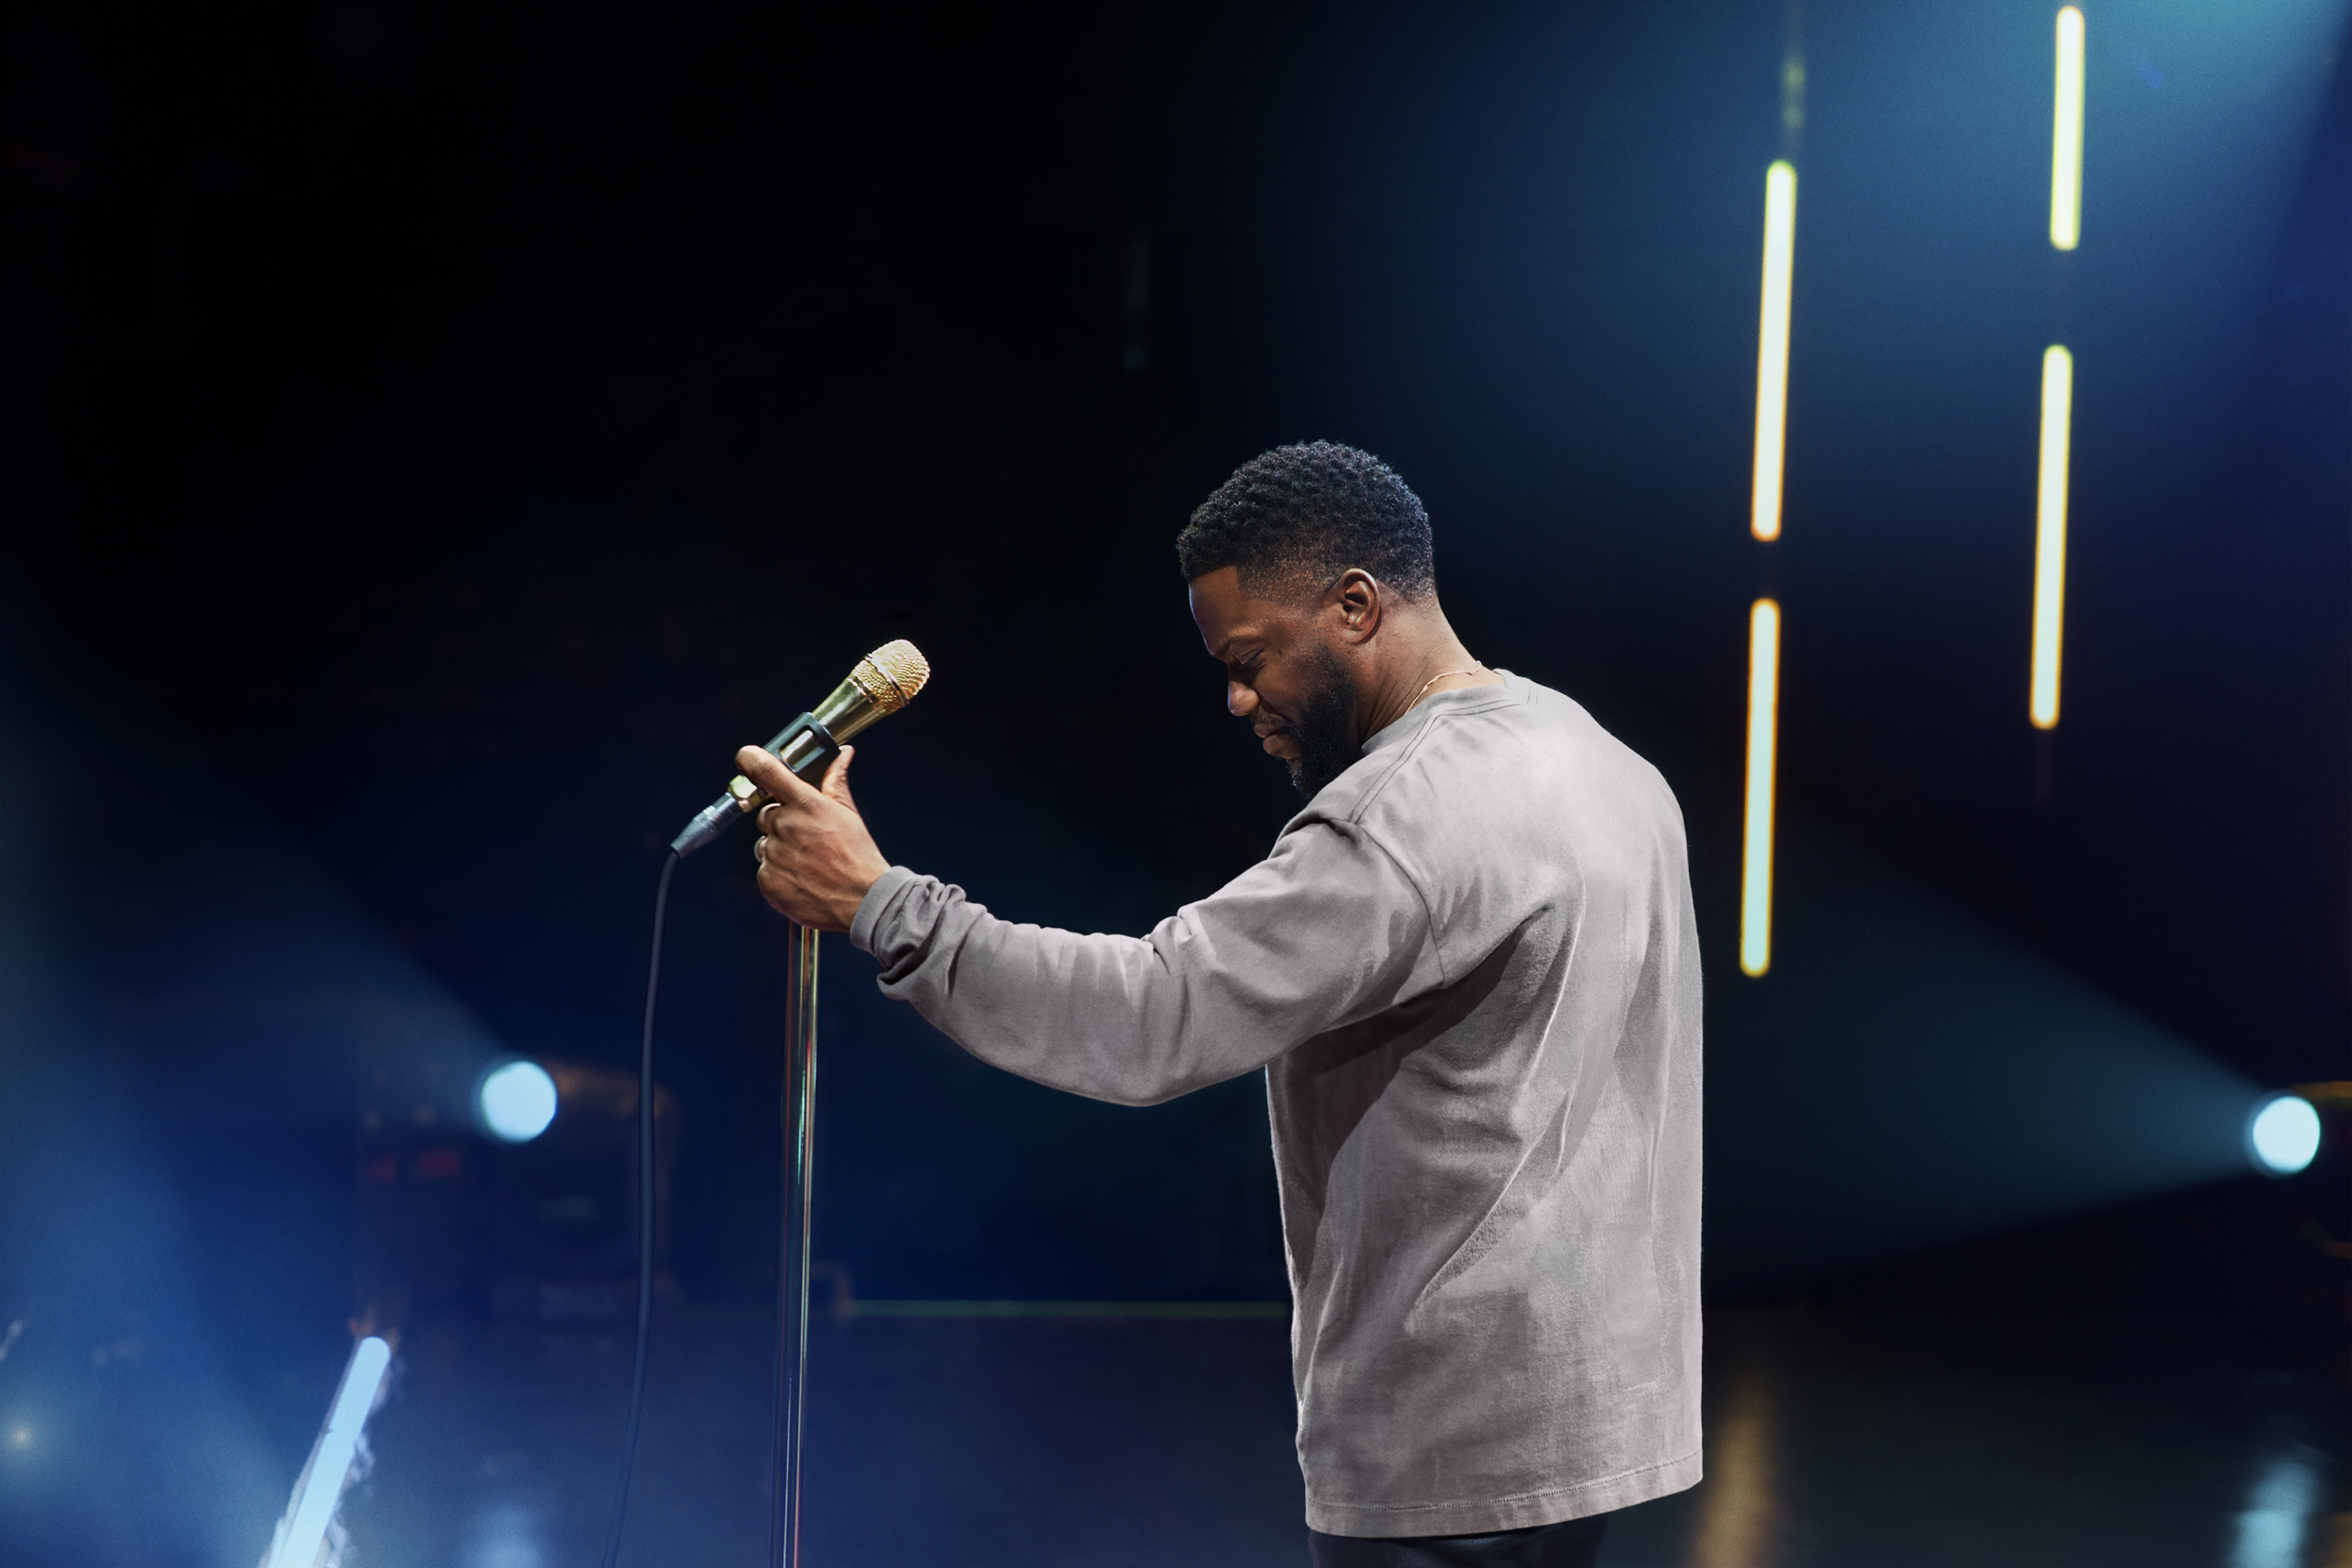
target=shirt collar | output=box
[1360,670,1526,755]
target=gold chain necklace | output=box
[1414,664,1488,702]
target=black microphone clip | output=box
[670,712,840,857]
[669,641,931,858]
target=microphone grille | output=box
[851,640,931,713]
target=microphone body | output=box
[671,641,930,856]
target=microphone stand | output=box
[771,923,821,1568]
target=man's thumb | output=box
[736,744,818,802]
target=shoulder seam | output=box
[1344,817,1450,989]
[1343,710,1450,825]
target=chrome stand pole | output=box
[771,924,820,1568]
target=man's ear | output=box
[1329,568,1381,645]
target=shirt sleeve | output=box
[848,817,1446,1106]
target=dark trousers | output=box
[1308,1512,1610,1568]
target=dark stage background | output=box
[2,0,2350,1560]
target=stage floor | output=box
[341,1304,2352,1566]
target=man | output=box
[744,441,1702,1567]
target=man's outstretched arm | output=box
[739,744,1443,1107]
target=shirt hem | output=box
[1303,1447,1704,1539]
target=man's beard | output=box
[1277,647,1361,800]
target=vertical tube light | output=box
[1740,598,1781,976]
[2050,7,2085,251]
[2029,346,2074,729]
[1751,162,1798,541]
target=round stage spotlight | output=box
[2246,1094,2321,1177]
[476,1059,558,1143]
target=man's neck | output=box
[1355,615,1502,743]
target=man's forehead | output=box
[1189,568,1280,656]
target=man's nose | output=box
[1227,681,1258,718]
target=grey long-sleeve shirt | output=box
[849,672,1702,1537]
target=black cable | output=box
[602,848,678,1568]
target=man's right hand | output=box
[741,744,891,933]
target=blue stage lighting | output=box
[477,1059,558,1143]
[2246,1094,2320,1178]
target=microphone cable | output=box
[601,849,678,1568]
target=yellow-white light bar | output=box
[1750,160,1798,542]
[1740,598,1781,977]
[2029,345,2073,729]
[2050,7,2085,250]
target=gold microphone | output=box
[670,640,931,855]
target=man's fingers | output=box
[736,745,822,805]
[735,740,884,933]
[820,746,857,809]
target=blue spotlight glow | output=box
[2246,1094,2320,1177]
[476,1059,558,1143]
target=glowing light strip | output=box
[2050,7,2085,250]
[2029,346,2073,730]
[1740,598,1780,977]
[264,1336,392,1568]
[1750,161,1798,541]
